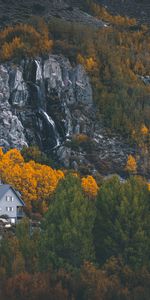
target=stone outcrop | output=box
[0,65,27,149]
[0,55,93,150]
[0,55,133,175]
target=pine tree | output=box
[39,175,96,269]
[94,176,150,269]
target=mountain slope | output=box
[97,0,150,24]
[0,0,150,177]
[0,56,133,176]
[0,0,104,28]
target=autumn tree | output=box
[4,271,68,300]
[147,182,150,191]
[79,261,122,300]
[141,124,149,136]
[77,54,98,72]
[0,22,53,61]
[0,148,64,211]
[125,154,137,174]
[81,175,99,198]
[103,257,150,300]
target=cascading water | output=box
[35,60,42,81]
[39,109,60,149]
[32,59,61,150]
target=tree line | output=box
[0,174,149,299]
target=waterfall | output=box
[42,110,56,128]
[35,60,42,81]
[39,109,60,149]
[29,60,61,150]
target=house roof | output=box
[0,184,25,206]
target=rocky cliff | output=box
[0,55,133,175]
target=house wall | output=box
[0,188,23,223]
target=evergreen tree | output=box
[39,175,96,269]
[94,176,150,269]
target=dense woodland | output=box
[0,148,150,299]
[0,166,150,299]
[0,1,150,298]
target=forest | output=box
[0,148,150,299]
[0,174,150,299]
[0,1,150,298]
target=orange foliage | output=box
[141,124,149,136]
[1,37,25,60]
[73,133,89,143]
[125,155,137,173]
[77,54,98,72]
[0,22,53,61]
[0,148,64,210]
[0,147,4,159]
[4,272,68,300]
[90,3,137,26]
[81,175,99,197]
[147,183,150,191]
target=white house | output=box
[0,184,25,224]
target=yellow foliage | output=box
[4,148,24,165]
[0,23,53,61]
[81,175,99,197]
[77,54,98,72]
[0,149,64,211]
[73,134,89,143]
[147,183,150,191]
[86,57,97,71]
[125,155,137,173]
[0,147,4,159]
[1,37,25,60]
[90,3,137,26]
[77,53,85,65]
[141,124,149,136]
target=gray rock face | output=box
[0,65,10,104]
[0,54,132,175]
[0,109,28,149]
[0,55,93,151]
[9,66,28,107]
[0,66,27,149]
